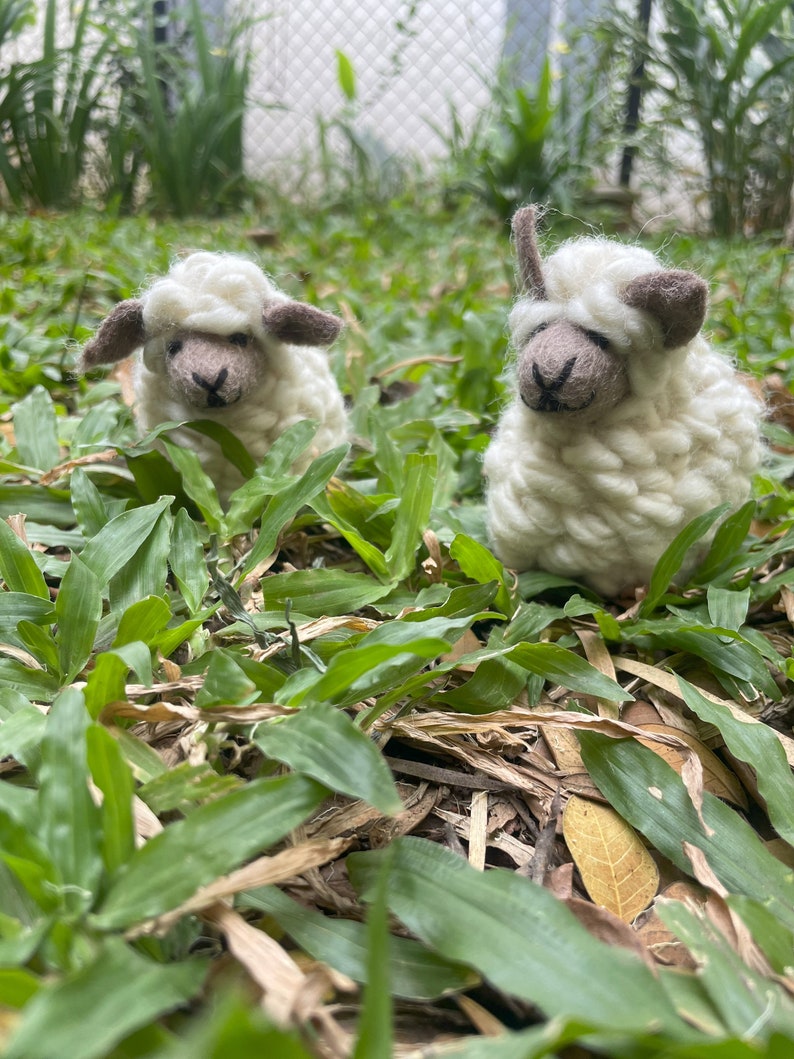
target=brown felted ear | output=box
[81,299,146,368]
[512,205,547,299]
[621,270,708,348]
[262,302,342,346]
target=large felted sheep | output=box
[81,251,348,499]
[484,207,762,596]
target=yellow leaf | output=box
[563,795,659,923]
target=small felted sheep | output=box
[81,251,348,499]
[484,207,762,596]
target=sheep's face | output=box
[155,330,264,410]
[508,207,709,422]
[515,320,628,418]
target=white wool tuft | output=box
[484,235,763,596]
[129,252,347,502]
[141,251,288,354]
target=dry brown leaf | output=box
[563,795,659,923]
[575,629,620,719]
[38,448,121,485]
[765,838,794,870]
[614,656,794,769]
[129,837,352,937]
[100,699,295,726]
[540,723,585,773]
[636,723,748,809]
[565,896,656,966]
[634,881,702,968]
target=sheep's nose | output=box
[192,368,233,407]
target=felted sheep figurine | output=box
[81,251,348,500]
[483,207,763,597]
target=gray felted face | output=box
[516,321,629,416]
[163,331,262,409]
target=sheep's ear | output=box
[512,205,547,299]
[81,300,146,368]
[262,302,342,346]
[621,270,708,348]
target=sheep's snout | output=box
[516,320,628,418]
[164,332,261,410]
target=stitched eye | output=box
[230,332,248,347]
[530,323,549,338]
[585,330,610,350]
[166,339,182,357]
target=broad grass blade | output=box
[79,497,173,586]
[254,703,402,815]
[677,676,794,844]
[38,690,102,915]
[242,885,476,1000]
[348,836,686,1036]
[0,518,48,597]
[640,503,730,615]
[55,556,102,684]
[93,774,326,931]
[4,938,206,1059]
[579,733,794,932]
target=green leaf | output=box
[113,595,171,648]
[86,725,136,876]
[240,885,476,1000]
[640,503,731,615]
[0,518,49,598]
[693,500,755,582]
[336,49,357,101]
[161,438,223,532]
[108,507,172,613]
[240,444,349,577]
[170,507,209,612]
[677,676,794,845]
[79,497,173,586]
[4,938,206,1059]
[193,650,257,708]
[259,568,394,617]
[658,899,794,1039]
[450,533,515,615]
[38,689,103,914]
[69,467,109,537]
[12,386,60,471]
[254,702,402,815]
[353,843,393,1059]
[579,733,794,932]
[55,555,102,683]
[0,706,46,775]
[348,837,687,1035]
[705,585,750,632]
[505,641,631,701]
[384,453,436,580]
[93,774,326,930]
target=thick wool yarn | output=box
[82,252,348,501]
[484,209,762,596]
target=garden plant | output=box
[0,0,794,1056]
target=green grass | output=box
[1,193,794,1058]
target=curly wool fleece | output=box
[484,236,763,597]
[135,252,348,497]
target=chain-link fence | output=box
[243,0,610,178]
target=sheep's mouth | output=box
[190,368,243,408]
[520,390,597,414]
[520,357,597,414]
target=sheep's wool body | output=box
[484,237,762,596]
[132,253,348,499]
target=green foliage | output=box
[602,0,794,235]
[435,51,616,218]
[0,200,793,1056]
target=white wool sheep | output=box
[484,208,763,597]
[81,251,348,500]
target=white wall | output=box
[243,1,507,175]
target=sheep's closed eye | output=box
[585,329,610,350]
[167,339,183,357]
[230,332,248,347]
